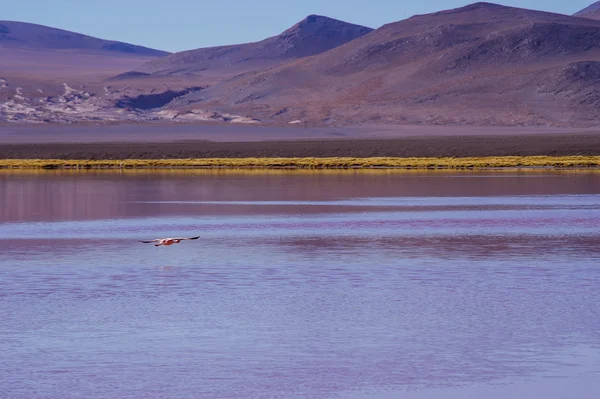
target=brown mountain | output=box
[0,21,169,80]
[0,21,168,55]
[168,2,600,126]
[574,1,600,20]
[135,15,373,79]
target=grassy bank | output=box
[2,156,600,170]
[1,156,600,170]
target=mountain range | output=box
[1,1,600,126]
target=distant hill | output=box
[0,20,172,115]
[169,2,600,126]
[574,1,600,20]
[0,19,171,97]
[135,15,373,77]
[0,21,168,56]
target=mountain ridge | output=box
[0,20,169,56]
[134,15,373,77]
[574,1,600,20]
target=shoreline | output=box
[2,156,600,170]
[2,134,600,160]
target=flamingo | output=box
[140,236,200,247]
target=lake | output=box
[1,170,599,399]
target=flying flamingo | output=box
[140,236,200,247]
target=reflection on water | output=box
[1,170,599,399]
[2,169,600,223]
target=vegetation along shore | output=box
[1,156,600,170]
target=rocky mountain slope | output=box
[169,2,600,126]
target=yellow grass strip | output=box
[1,156,600,170]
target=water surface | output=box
[1,170,600,398]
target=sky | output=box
[2,0,597,52]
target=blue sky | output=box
[3,0,596,52]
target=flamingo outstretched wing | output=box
[139,236,199,243]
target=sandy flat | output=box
[1,123,599,159]
[0,123,598,144]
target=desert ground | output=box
[1,123,599,159]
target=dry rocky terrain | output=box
[2,2,600,127]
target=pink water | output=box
[1,170,600,398]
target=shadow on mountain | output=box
[108,71,151,80]
[115,87,204,110]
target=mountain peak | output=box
[274,15,373,58]
[294,14,350,26]
[135,15,372,76]
[280,14,372,38]
[301,14,331,23]
[454,2,505,10]
[429,2,517,16]
[574,1,600,20]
